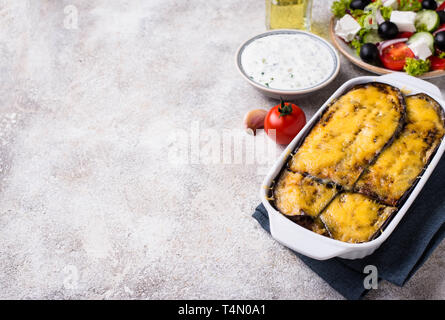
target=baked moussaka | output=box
[288,83,405,189]
[274,170,338,218]
[355,94,445,206]
[271,82,445,244]
[319,193,396,243]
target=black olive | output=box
[360,43,380,64]
[435,31,445,51]
[378,21,399,40]
[422,0,437,10]
[438,11,445,25]
[350,0,371,10]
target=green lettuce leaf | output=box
[403,58,431,76]
[398,0,422,11]
[331,0,352,18]
[350,38,363,56]
[380,6,392,21]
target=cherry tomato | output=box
[430,56,445,70]
[264,100,306,145]
[380,42,415,71]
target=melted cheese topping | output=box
[289,84,404,189]
[356,95,445,206]
[274,171,337,218]
[320,193,396,243]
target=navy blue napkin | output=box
[253,158,445,300]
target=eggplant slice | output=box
[288,82,406,189]
[319,193,396,244]
[355,93,445,206]
[274,170,338,218]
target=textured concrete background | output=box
[0,0,444,299]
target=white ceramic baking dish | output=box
[260,73,445,260]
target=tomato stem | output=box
[278,98,293,117]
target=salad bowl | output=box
[330,11,445,79]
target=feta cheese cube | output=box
[335,14,362,42]
[408,40,432,60]
[383,0,398,10]
[390,11,417,33]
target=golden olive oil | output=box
[266,0,312,31]
[310,21,329,39]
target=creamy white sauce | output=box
[241,34,335,90]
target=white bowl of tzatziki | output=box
[236,30,340,99]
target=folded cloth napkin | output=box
[253,158,445,300]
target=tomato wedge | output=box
[430,56,445,70]
[397,32,414,39]
[380,42,415,71]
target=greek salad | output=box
[332,0,445,76]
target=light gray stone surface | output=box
[0,0,444,300]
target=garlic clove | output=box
[243,109,268,136]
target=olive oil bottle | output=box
[266,0,312,31]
